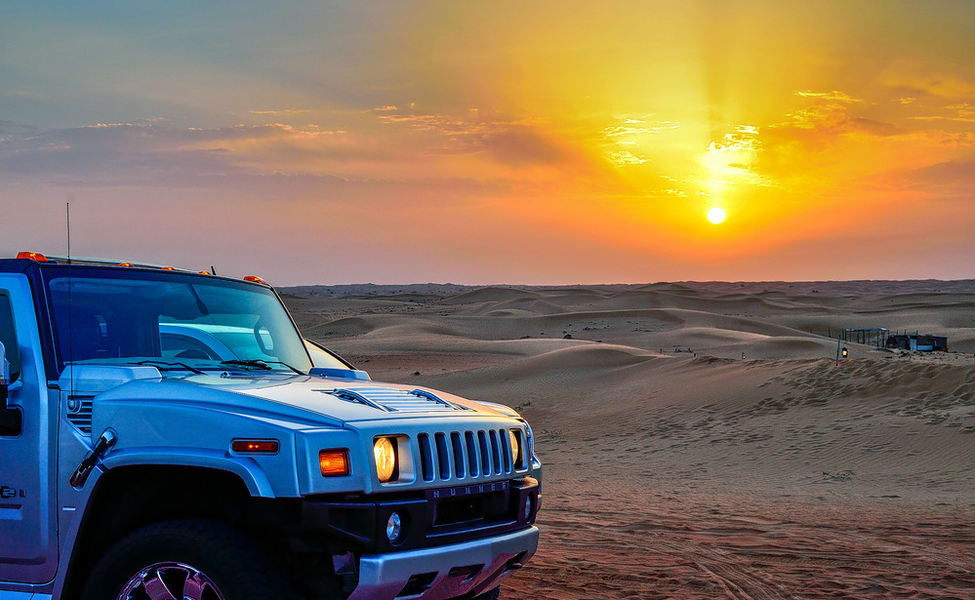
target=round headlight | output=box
[508,429,520,465]
[524,497,533,520]
[374,437,397,482]
[386,512,403,543]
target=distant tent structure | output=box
[886,334,948,352]
[824,327,949,353]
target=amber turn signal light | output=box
[231,439,279,453]
[320,449,350,477]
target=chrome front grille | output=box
[417,427,522,483]
[65,395,94,434]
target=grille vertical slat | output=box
[418,433,434,482]
[435,433,451,480]
[450,432,465,479]
[465,431,479,477]
[499,428,511,473]
[488,430,501,475]
[478,431,491,475]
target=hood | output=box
[65,365,509,426]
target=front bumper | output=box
[301,477,540,554]
[348,526,539,600]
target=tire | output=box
[80,519,296,600]
[474,588,501,600]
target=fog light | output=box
[386,512,403,543]
[524,497,532,520]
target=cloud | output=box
[699,125,770,188]
[0,122,356,185]
[0,120,37,134]
[909,103,975,123]
[603,118,679,139]
[0,120,520,205]
[877,67,975,100]
[908,160,975,187]
[795,90,861,103]
[1,89,44,99]
[371,105,399,112]
[607,150,647,166]
[774,102,900,137]
[373,108,572,166]
[248,108,312,115]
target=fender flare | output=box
[100,448,276,497]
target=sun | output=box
[707,207,726,224]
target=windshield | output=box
[43,268,313,375]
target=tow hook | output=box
[70,429,117,489]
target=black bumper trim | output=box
[299,477,539,554]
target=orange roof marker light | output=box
[118,262,133,267]
[17,251,49,262]
[160,266,176,271]
[198,270,211,275]
[243,275,270,286]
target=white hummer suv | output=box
[0,252,540,600]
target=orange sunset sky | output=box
[2,1,974,284]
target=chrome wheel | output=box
[118,562,226,600]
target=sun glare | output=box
[707,207,727,224]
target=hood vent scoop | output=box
[320,387,468,413]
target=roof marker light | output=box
[243,275,269,285]
[17,251,48,262]
[160,266,176,271]
[198,270,211,275]
[118,262,133,267]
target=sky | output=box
[2,1,974,285]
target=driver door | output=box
[0,277,58,583]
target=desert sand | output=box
[283,281,975,599]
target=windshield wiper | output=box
[127,360,205,375]
[220,359,304,375]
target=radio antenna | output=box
[66,202,72,264]
[66,201,75,407]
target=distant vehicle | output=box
[0,252,540,600]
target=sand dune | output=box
[283,280,975,598]
[442,286,543,304]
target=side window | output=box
[0,293,21,383]
[304,339,351,370]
